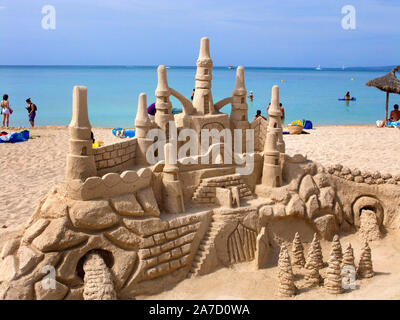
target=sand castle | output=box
[0,37,400,300]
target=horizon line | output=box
[0,64,396,70]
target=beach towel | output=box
[0,130,30,143]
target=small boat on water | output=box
[316,65,322,71]
[228,66,235,70]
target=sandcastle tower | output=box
[135,93,153,165]
[267,85,285,154]
[324,253,344,294]
[331,235,343,264]
[192,37,215,115]
[231,66,250,152]
[261,132,282,187]
[305,234,324,270]
[341,243,355,269]
[292,232,306,267]
[162,142,185,214]
[155,65,175,140]
[277,245,297,297]
[357,241,374,279]
[66,86,97,181]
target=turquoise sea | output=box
[1,66,399,128]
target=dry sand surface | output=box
[0,124,399,300]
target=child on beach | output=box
[1,94,11,128]
[25,98,37,128]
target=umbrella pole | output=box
[385,91,389,122]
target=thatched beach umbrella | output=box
[366,65,400,122]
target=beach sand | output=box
[0,124,399,300]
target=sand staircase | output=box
[192,174,253,204]
[187,217,225,278]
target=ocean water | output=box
[1,66,399,128]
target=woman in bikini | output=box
[1,94,11,128]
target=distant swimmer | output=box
[248,91,254,102]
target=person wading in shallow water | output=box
[26,98,37,128]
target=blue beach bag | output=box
[303,120,313,129]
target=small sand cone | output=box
[331,235,343,264]
[277,245,297,297]
[357,241,374,279]
[305,233,324,270]
[304,254,322,287]
[341,243,355,270]
[324,253,344,294]
[292,232,306,267]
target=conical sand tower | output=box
[66,86,97,181]
[267,85,285,153]
[331,235,343,264]
[357,241,374,279]
[277,245,297,297]
[305,234,324,270]
[192,37,215,115]
[292,232,306,267]
[262,132,282,187]
[342,243,355,269]
[324,253,344,294]
[155,65,175,140]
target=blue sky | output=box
[0,0,399,67]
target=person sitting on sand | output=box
[389,104,400,122]
[1,94,11,128]
[254,110,267,121]
[25,98,37,128]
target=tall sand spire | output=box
[268,85,285,153]
[192,37,214,115]
[66,86,97,181]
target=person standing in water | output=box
[248,91,254,102]
[1,94,11,128]
[344,92,351,100]
[26,98,37,128]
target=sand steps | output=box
[187,219,225,278]
[192,174,253,204]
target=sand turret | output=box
[162,142,185,214]
[262,132,282,187]
[267,85,285,153]
[231,66,250,152]
[231,66,248,123]
[65,86,97,181]
[155,65,174,139]
[135,93,153,165]
[192,37,215,115]
[305,234,324,270]
[135,93,151,139]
